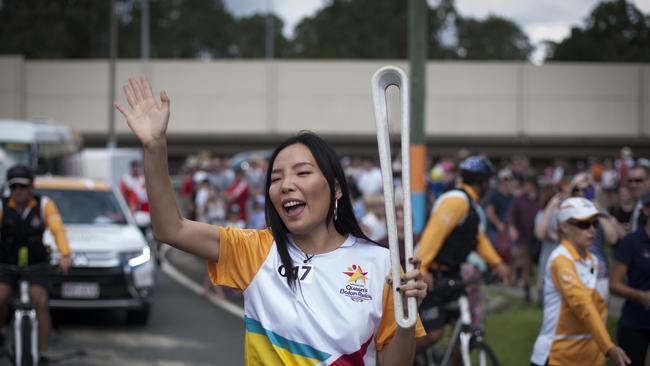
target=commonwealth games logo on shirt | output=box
[343,264,368,285]
[340,264,373,302]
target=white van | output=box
[34,176,155,324]
[0,119,81,185]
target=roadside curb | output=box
[159,245,245,319]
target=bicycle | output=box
[0,263,53,366]
[416,274,500,366]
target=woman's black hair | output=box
[264,131,375,290]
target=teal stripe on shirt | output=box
[244,316,331,361]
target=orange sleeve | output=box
[550,255,614,354]
[207,227,274,292]
[43,199,70,256]
[475,232,502,268]
[416,195,469,273]
[375,282,426,351]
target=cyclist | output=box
[416,155,509,350]
[0,165,72,365]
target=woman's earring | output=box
[334,199,338,222]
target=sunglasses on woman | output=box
[9,183,30,190]
[571,185,591,195]
[567,219,599,230]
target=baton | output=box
[371,66,417,328]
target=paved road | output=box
[43,262,245,366]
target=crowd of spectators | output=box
[175,147,649,257]
[174,146,650,306]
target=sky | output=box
[222,0,650,62]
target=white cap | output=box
[497,168,513,180]
[558,197,600,222]
[7,177,32,186]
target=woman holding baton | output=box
[114,75,426,365]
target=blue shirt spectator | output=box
[614,228,650,331]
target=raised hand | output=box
[114,76,170,147]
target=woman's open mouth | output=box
[283,200,306,218]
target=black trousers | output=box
[618,323,650,366]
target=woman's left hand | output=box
[386,256,428,307]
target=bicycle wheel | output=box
[20,315,35,366]
[468,340,499,366]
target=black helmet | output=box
[6,165,34,186]
[459,156,494,184]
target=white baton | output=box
[371,66,416,329]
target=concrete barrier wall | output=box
[426,62,520,136]
[1,57,648,140]
[525,64,642,136]
[0,56,24,119]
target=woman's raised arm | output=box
[114,76,220,261]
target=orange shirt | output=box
[417,184,502,273]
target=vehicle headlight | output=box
[121,246,151,267]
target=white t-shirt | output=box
[208,228,424,365]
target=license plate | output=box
[61,282,100,299]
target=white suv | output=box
[34,176,155,324]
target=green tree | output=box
[121,0,237,59]
[547,0,650,62]
[428,0,461,59]
[291,0,531,60]
[231,14,289,58]
[0,0,238,59]
[456,16,533,60]
[0,0,534,60]
[291,0,409,58]
[0,0,111,58]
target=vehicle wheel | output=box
[20,315,35,366]
[126,305,151,325]
[468,340,499,366]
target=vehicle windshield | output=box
[35,189,128,225]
